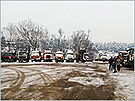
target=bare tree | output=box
[16,19,48,50]
[1,23,18,41]
[51,28,66,52]
[1,23,19,52]
[71,29,92,51]
[71,29,97,59]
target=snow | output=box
[61,62,75,64]
[85,62,93,64]
[68,77,104,87]
[109,72,127,76]
[1,61,134,100]
[1,87,12,91]
[92,61,108,64]
[1,61,56,65]
[97,72,106,75]
[66,50,73,53]
[84,68,96,71]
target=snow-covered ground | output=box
[1,61,134,100]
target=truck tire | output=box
[55,60,58,63]
[26,59,29,62]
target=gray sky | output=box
[1,1,134,43]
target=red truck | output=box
[118,51,128,64]
[31,51,42,62]
[4,52,17,62]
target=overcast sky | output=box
[1,1,134,43]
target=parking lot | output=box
[1,61,134,100]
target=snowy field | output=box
[1,61,134,100]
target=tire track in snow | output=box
[1,67,25,100]
[18,67,54,100]
[22,67,54,84]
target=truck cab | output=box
[65,50,74,62]
[55,51,64,62]
[76,48,86,62]
[126,48,134,68]
[18,51,30,62]
[43,50,53,62]
[83,53,90,62]
[4,52,17,62]
[118,51,128,64]
[31,51,42,62]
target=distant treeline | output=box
[94,42,134,53]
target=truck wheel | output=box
[50,60,52,62]
[55,60,58,63]
[26,59,29,62]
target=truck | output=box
[31,51,42,62]
[1,52,5,62]
[18,51,30,62]
[123,48,134,68]
[43,50,53,62]
[83,53,91,62]
[99,54,109,62]
[55,51,64,62]
[122,54,129,67]
[65,50,74,62]
[76,48,86,62]
[4,52,17,62]
[118,51,128,64]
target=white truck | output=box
[43,50,53,62]
[65,50,74,62]
[83,53,90,62]
[18,51,30,62]
[99,54,109,61]
[55,51,64,62]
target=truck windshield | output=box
[19,52,26,55]
[45,53,52,54]
[123,56,127,60]
[56,53,63,56]
[122,53,128,56]
[84,54,89,57]
[119,52,128,57]
[67,53,73,55]
[5,53,12,56]
[32,52,39,54]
